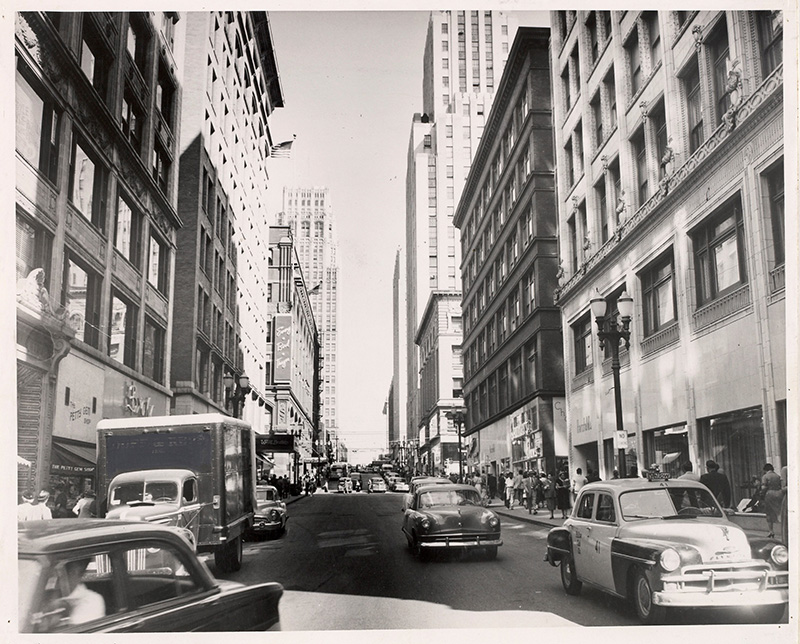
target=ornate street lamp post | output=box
[445,408,466,482]
[590,290,634,479]
[223,372,251,419]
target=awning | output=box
[51,437,96,475]
[17,455,31,468]
[256,453,275,467]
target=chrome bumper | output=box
[420,537,503,549]
[653,565,789,607]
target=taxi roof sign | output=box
[646,471,670,481]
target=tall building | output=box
[550,10,785,500]
[404,10,518,474]
[170,11,284,440]
[15,11,184,497]
[276,186,339,461]
[389,249,408,466]
[454,27,564,478]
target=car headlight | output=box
[488,516,499,528]
[660,548,681,572]
[420,517,432,531]
[770,544,789,567]
[270,510,279,520]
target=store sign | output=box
[256,434,295,453]
[123,382,154,417]
[273,315,292,383]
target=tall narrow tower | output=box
[404,10,518,471]
[277,188,339,452]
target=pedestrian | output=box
[504,472,514,509]
[700,460,731,508]
[24,490,53,521]
[571,467,587,503]
[487,471,497,500]
[556,471,571,519]
[586,468,601,483]
[611,469,620,479]
[760,463,784,539]
[543,473,557,519]
[523,471,536,514]
[53,485,70,518]
[628,465,640,478]
[512,469,524,509]
[77,490,97,518]
[678,461,701,482]
[535,471,545,508]
[17,490,35,522]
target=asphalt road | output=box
[210,482,786,630]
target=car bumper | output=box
[653,567,789,607]
[420,536,503,549]
[251,519,283,533]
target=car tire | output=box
[484,546,498,560]
[751,604,786,624]
[632,569,666,625]
[560,554,582,596]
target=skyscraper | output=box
[404,10,518,475]
[277,187,339,455]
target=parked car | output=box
[367,477,387,493]
[18,520,282,632]
[250,485,287,538]
[402,483,502,560]
[391,479,409,493]
[545,475,789,624]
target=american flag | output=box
[270,135,295,159]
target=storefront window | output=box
[698,407,765,507]
[644,425,689,479]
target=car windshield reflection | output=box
[619,487,723,520]
[109,481,179,506]
[419,490,481,508]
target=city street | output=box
[210,481,783,630]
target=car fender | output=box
[546,526,572,566]
[610,539,663,597]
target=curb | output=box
[492,506,565,531]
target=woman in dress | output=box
[760,463,784,538]
[555,471,571,519]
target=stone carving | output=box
[16,268,65,320]
[556,261,566,288]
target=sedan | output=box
[402,483,502,560]
[367,477,387,493]
[18,520,282,632]
[250,485,287,538]
[545,475,789,624]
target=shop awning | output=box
[256,453,275,467]
[51,437,96,475]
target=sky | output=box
[264,10,548,461]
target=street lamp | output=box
[223,372,251,419]
[445,408,466,482]
[590,289,634,479]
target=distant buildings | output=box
[454,27,565,478]
[550,10,785,499]
[403,10,517,475]
[15,12,184,495]
[276,187,339,464]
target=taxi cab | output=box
[545,472,789,624]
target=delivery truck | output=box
[96,413,257,572]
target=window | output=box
[564,137,574,187]
[626,30,641,96]
[577,492,595,519]
[114,194,143,268]
[692,194,746,305]
[573,123,584,178]
[587,12,599,64]
[121,91,144,153]
[156,61,176,127]
[596,494,616,522]
[604,67,617,125]
[595,179,608,243]
[651,101,668,180]
[148,232,169,294]
[574,315,593,372]
[62,254,101,348]
[16,64,60,183]
[675,11,690,29]
[561,65,572,111]
[641,250,676,336]
[127,13,150,76]
[709,20,730,122]
[69,137,108,234]
[591,92,603,148]
[16,214,52,283]
[143,316,166,384]
[152,141,170,193]
[764,160,784,266]
[757,11,783,78]
[568,215,578,273]
[684,57,703,153]
[109,292,137,368]
[645,12,661,70]
[632,127,648,206]
[81,17,112,101]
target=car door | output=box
[570,491,596,583]
[580,491,618,591]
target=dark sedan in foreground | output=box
[18,520,282,632]
[402,483,502,560]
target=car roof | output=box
[18,519,194,555]
[581,478,711,493]
[109,469,195,482]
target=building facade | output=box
[276,187,339,462]
[262,226,321,481]
[389,248,408,467]
[15,11,184,499]
[454,27,566,479]
[171,12,284,439]
[405,10,518,471]
[551,10,785,504]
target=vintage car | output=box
[545,476,789,624]
[391,479,410,493]
[402,483,502,560]
[18,519,282,633]
[401,477,451,510]
[367,477,387,493]
[250,485,287,538]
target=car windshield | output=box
[418,489,482,508]
[256,488,276,502]
[619,487,724,520]
[110,481,178,505]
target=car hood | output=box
[618,519,752,562]
[419,506,497,532]
[256,502,285,515]
[106,502,181,522]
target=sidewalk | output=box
[487,498,566,531]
